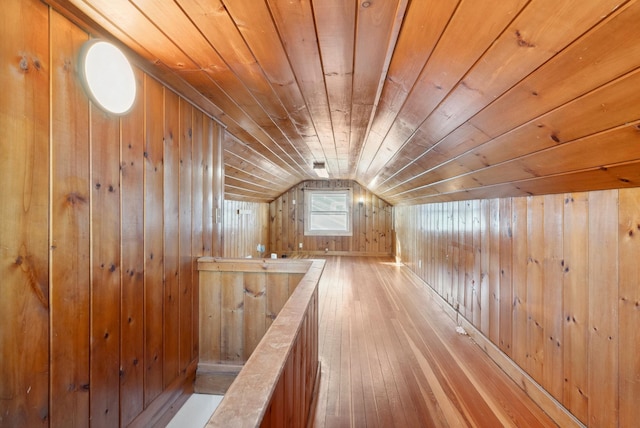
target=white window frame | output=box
[304,189,353,236]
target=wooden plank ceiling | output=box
[49,0,640,204]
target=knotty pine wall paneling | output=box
[394,188,640,426]
[143,75,165,407]
[90,102,122,427]
[178,97,194,378]
[50,12,91,426]
[269,180,393,256]
[223,200,270,258]
[587,190,618,428]
[0,0,50,426]
[212,124,224,257]
[163,88,180,391]
[191,108,205,366]
[618,188,640,428]
[0,0,225,425]
[120,68,146,426]
[562,192,589,423]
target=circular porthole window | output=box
[79,40,136,115]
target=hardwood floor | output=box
[311,256,558,428]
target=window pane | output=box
[304,189,352,236]
[309,213,348,231]
[310,193,348,211]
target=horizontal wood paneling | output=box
[269,180,393,256]
[394,188,640,426]
[0,1,224,425]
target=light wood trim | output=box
[198,257,312,273]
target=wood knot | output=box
[19,56,29,72]
[515,30,535,48]
[66,192,87,205]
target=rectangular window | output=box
[304,189,352,236]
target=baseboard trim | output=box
[416,274,586,428]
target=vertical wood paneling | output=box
[3,3,220,425]
[179,99,194,375]
[208,262,322,428]
[269,180,393,255]
[0,0,49,424]
[202,118,214,256]
[618,188,640,427]
[163,89,180,388]
[395,187,636,427]
[244,273,267,359]
[451,201,460,307]
[458,201,467,317]
[479,200,491,336]
[526,196,544,383]
[120,72,145,426]
[542,194,563,401]
[221,272,244,361]
[562,192,589,423]
[198,262,311,369]
[472,200,481,328]
[499,199,512,355]
[191,109,204,362]
[212,122,224,257]
[223,200,270,258]
[89,104,121,428]
[511,197,528,369]
[446,203,455,304]
[143,76,165,406]
[200,271,222,362]
[267,274,290,329]
[588,190,618,427]
[488,199,500,344]
[49,11,91,426]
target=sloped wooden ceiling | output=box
[48,0,640,205]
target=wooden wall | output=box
[0,1,223,426]
[197,258,309,365]
[269,180,393,256]
[206,259,324,427]
[394,188,640,427]
[223,200,270,258]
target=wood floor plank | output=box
[311,256,559,427]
